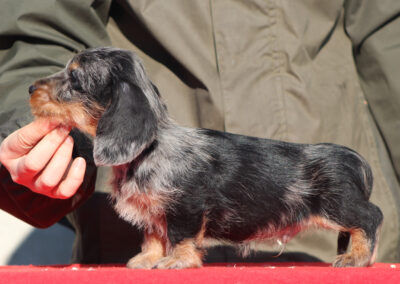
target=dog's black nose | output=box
[28,85,37,95]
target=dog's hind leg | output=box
[332,202,383,267]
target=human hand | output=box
[0,119,86,199]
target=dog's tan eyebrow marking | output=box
[68,61,80,71]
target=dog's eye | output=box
[70,70,83,91]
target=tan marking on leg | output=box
[195,215,207,247]
[351,229,371,260]
[154,239,203,269]
[304,216,375,267]
[126,232,166,269]
[333,229,372,267]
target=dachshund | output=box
[29,47,383,269]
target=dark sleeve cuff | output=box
[0,161,97,228]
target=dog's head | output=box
[29,47,165,166]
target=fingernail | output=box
[65,136,74,144]
[75,157,86,169]
[57,190,70,200]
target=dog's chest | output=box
[111,168,166,234]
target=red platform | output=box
[1,263,399,284]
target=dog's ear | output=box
[93,81,157,166]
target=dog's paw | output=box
[332,253,369,267]
[126,253,162,269]
[153,256,202,269]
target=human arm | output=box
[0,0,112,227]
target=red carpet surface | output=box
[0,263,399,284]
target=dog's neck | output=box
[110,122,211,196]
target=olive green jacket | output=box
[1,0,400,263]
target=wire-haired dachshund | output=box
[29,47,383,269]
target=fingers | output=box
[0,120,87,199]
[54,157,86,199]
[33,136,74,192]
[15,126,71,177]
[24,136,86,199]
[25,155,86,199]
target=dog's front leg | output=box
[153,214,206,269]
[126,231,165,269]
[153,238,204,269]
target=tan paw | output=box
[126,253,162,269]
[333,253,369,267]
[153,255,202,269]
